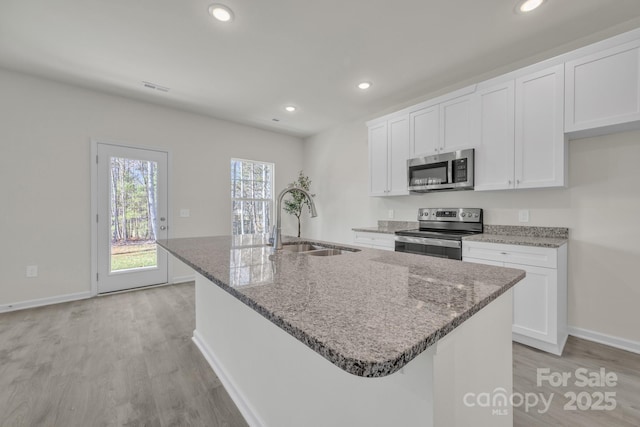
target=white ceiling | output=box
[2,0,640,138]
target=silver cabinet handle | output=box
[501,252,508,255]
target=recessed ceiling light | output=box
[209,4,234,22]
[285,106,297,112]
[357,81,372,90]
[515,0,545,13]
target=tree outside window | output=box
[231,159,274,235]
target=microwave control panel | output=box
[452,158,468,183]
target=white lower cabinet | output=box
[353,231,395,251]
[463,241,568,355]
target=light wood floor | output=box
[514,336,640,426]
[1,282,638,426]
[0,283,247,427]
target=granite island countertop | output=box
[157,235,525,378]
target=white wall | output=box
[303,120,640,344]
[0,68,303,306]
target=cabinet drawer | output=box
[354,232,396,249]
[462,241,557,269]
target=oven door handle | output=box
[395,235,461,249]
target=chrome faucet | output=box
[272,184,317,250]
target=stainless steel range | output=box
[395,208,483,260]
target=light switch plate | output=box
[179,209,190,218]
[26,265,38,278]
[518,210,530,223]
[388,209,394,219]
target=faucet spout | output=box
[272,185,317,250]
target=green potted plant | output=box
[283,171,315,238]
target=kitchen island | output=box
[158,235,525,427]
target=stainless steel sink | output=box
[282,243,323,253]
[305,249,343,256]
[281,242,359,256]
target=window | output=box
[231,158,274,235]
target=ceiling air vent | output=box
[142,81,170,93]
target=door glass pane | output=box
[109,157,158,272]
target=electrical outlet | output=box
[518,210,530,223]
[179,208,190,218]
[388,209,394,219]
[26,265,38,278]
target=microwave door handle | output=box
[447,160,453,184]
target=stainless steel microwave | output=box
[407,149,474,193]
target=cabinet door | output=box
[388,116,410,195]
[515,65,566,189]
[368,122,388,196]
[507,262,557,345]
[440,94,476,152]
[566,40,640,133]
[410,106,439,156]
[474,81,515,191]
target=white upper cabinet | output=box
[410,105,439,156]
[515,65,566,189]
[440,94,476,152]
[368,116,410,197]
[388,116,410,195]
[565,39,640,135]
[474,81,516,191]
[410,93,477,157]
[368,122,388,196]
[475,65,566,191]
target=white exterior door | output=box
[96,142,169,293]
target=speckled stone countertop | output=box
[352,220,419,234]
[157,235,525,378]
[463,225,569,248]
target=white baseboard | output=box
[568,326,640,355]
[171,275,196,284]
[192,330,264,427]
[0,291,92,314]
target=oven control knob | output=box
[461,213,466,217]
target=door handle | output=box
[160,225,167,231]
